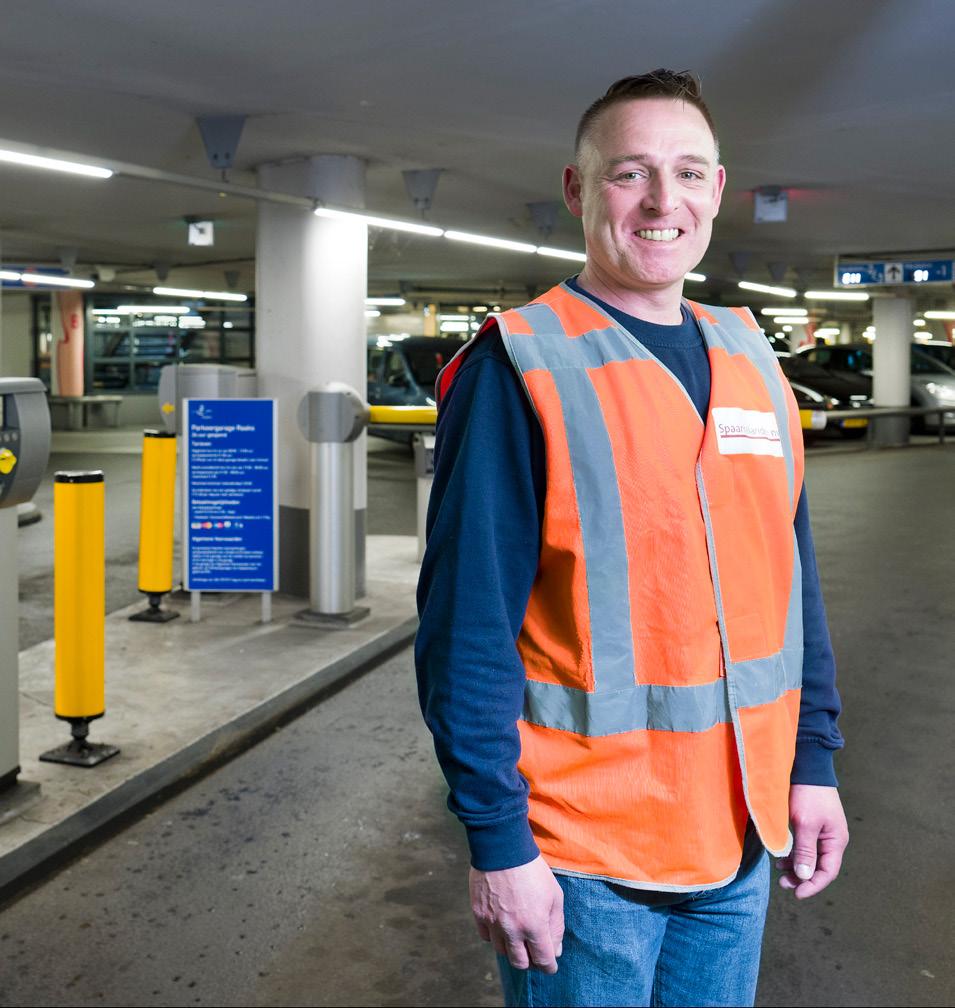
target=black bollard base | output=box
[290,605,370,629]
[39,717,120,768]
[129,592,180,623]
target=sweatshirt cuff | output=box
[791,738,839,787]
[465,814,540,872]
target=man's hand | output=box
[776,783,849,899]
[469,855,564,973]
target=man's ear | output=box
[712,163,727,218]
[563,164,584,219]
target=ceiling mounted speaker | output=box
[402,169,443,216]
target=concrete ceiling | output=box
[1,0,953,315]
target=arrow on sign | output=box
[886,263,902,283]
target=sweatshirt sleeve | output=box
[791,483,845,786]
[415,329,546,871]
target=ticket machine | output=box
[0,379,51,810]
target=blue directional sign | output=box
[183,398,277,592]
[837,258,953,286]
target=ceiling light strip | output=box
[804,290,870,301]
[444,231,538,254]
[738,281,797,298]
[21,272,95,288]
[153,286,248,302]
[0,147,113,179]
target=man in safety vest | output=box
[416,69,848,1007]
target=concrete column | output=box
[839,322,853,345]
[788,323,808,353]
[872,295,912,446]
[256,155,368,597]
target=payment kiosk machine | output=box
[0,379,51,814]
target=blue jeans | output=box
[497,822,770,1007]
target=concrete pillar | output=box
[788,323,808,353]
[839,322,853,345]
[256,155,368,597]
[872,295,912,446]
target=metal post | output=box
[293,383,370,628]
[311,441,356,614]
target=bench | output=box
[49,395,123,430]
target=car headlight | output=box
[925,382,955,404]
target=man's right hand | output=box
[469,855,565,973]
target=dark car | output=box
[776,352,871,437]
[367,336,465,407]
[367,335,466,443]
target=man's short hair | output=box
[575,69,720,161]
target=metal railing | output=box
[819,405,953,446]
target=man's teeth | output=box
[637,228,680,241]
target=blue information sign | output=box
[837,258,953,286]
[183,398,277,592]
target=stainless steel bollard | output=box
[294,383,370,627]
[414,433,435,562]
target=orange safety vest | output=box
[438,282,805,891]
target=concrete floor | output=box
[3,442,954,1006]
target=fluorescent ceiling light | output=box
[440,320,470,332]
[804,290,869,301]
[438,314,469,321]
[923,310,955,319]
[0,270,22,281]
[153,286,247,302]
[116,304,189,314]
[738,281,797,298]
[314,206,443,237]
[365,309,381,318]
[914,319,927,327]
[814,328,841,338]
[0,148,112,179]
[366,297,406,307]
[21,272,94,288]
[473,306,488,312]
[760,307,808,317]
[685,272,706,282]
[537,246,587,262]
[782,325,793,332]
[444,231,537,254]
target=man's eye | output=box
[680,171,704,181]
[616,171,642,181]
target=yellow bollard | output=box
[129,429,179,623]
[40,470,119,767]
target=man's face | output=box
[564,98,725,298]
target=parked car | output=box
[367,335,466,443]
[913,340,955,372]
[796,342,955,430]
[776,352,871,438]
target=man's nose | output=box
[642,174,680,216]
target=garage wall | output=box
[0,293,33,377]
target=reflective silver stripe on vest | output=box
[523,643,801,736]
[503,302,637,693]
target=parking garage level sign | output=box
[183,398,277,592]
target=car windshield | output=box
[403,343,460,387]
[915,343,955,370]
[912,346,955,375]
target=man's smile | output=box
[634,227,682,242]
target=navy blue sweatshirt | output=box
[416,280,844,873]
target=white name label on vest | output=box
[711,408,783,457]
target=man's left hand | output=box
[775,784,849,899]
